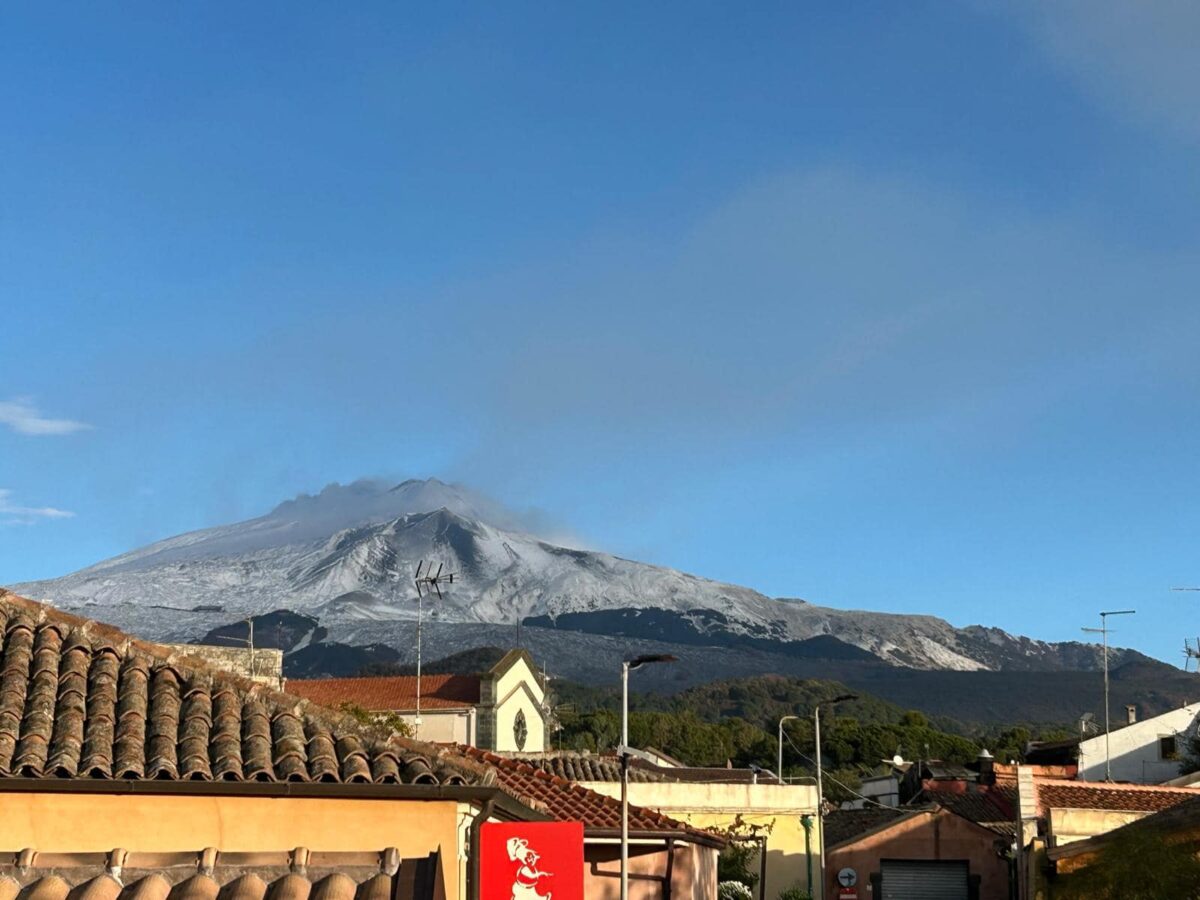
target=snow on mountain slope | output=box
[8,478,1120,672]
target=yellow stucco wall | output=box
[0,791,466,898]
[585,782,821,899]
[1047,807,1149,846]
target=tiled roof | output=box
[824,808,914,848]
[925,786,1017,836]
[459,747,723,844]
[506,752,782,785]
[0,847,441,900]
[504,753,675,784]
[0,592,479,786]
[1036,778,1200,815]
[288,675,481,711]
[1049,794,1200,864]
[648,765,783,785]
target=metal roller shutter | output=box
[879,860,969,900]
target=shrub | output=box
[718,882,755,900]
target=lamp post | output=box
[815,694,857,899]
[620,654,676,900]
[1082,609,1135,781]
[777,714,800,783]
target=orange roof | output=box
[1035,778,1200,816]
[458,747,722,844]
[0,591,478,786]
[287,674,481,711]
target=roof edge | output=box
[0,776,549,819]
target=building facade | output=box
[824,806,1012,900]
[513,751,821,900]
[1075,702,1200,783]
[288,650,548,752]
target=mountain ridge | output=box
[8,478,1145,674]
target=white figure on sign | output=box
[506,837,554,900]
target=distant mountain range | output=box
[12,477,1136,672]
[10,477,1190,723]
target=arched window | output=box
[514,709,528,751]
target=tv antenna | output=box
[1082,608,1136,781]
[415,560,455,600]
[1184,639,1200,673]
[411,561,456,734]
[1078,712,1099,739]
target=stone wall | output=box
[165,643,284,687]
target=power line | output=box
[780,727,892,810]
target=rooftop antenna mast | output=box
[1078,712,1098,740]
[1172,589,1200,673]
[413,560,455,735]
[1184,638,1200,674]
[1082,609,1136,781]
[218,618,257,679]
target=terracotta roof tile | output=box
[0,849,440,900]
[926,789,1016,836]
[458,746,721,843]
[0,592,480,788]
[824,808,914,848]
[504,753,672,784]
[505,751,782,785]
[286,676,480,711]
[1035,778,1200,815]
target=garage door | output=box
[879,860,968,900]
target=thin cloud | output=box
[0,398,92,436]
[0,489,75,526]
[995,0,1200,143]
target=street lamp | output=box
[620,654,676,900]
[777,715,800,783]
[815,694,857,899]
[1081,609,1135,781]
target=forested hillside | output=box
[549,674,1067,798]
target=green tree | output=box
[717,841,760,892]
[337,702,413,739]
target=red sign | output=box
[481,821,584,900]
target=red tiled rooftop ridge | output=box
[0,847,436,900]
[457,746,723,844]
[288,674,481,711]
[1035,777,1200,815]
[0,591,483,787]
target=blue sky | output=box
[2,2,1198,664]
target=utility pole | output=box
[1082,609,1135,781]
[619,654,676,900]
[815,694,856,899]
[777,715,800,783]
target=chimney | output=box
[1126,705,1137,725]
[977,748,995,785]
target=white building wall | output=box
[402,708,473,744]
[1077,702,1200,783]
[854,774,900,808]
[490,655,547,752]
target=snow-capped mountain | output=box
[10,478,1126,672]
